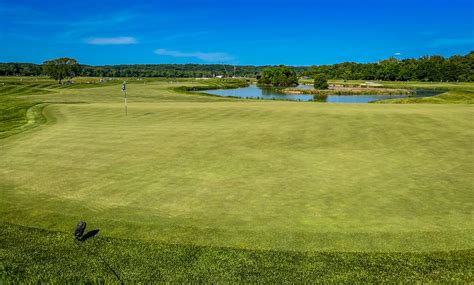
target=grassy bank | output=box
[296,79,474,103]
[0,77,234,136]
[285,87,414,96]
[172,78,249,98]
[1,223,472,283]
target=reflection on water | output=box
[195,85,440,104]
[197,85,313,101]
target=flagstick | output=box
[122,81,127,116]
[124,90,127,116]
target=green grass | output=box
[331,80,474,103]
[0,98,38,135]
[375,90,474,104]
[285,87,414,96]
[0,77,473,282]
[2,223,472,283]
[298,79,474,103]
[368,81,474,104]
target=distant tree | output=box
[257,65,298,87]
[313,74,329,89]
[42,58,81,84]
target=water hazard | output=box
[196,84,441,103]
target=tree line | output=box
[0,63,306,78]
[306,52,473,82]
[0,51,472,82]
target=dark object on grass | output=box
[73,221,100,242]
[74,221,86,240]
[79,229,100,242]
[72,221,122,283]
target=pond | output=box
[195,85,442,103]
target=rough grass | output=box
[0,77,473,282]
[375,89,474,104]
[1,223,472,283]
[0,98,38,135]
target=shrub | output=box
[258,65,298,87]
[314,74,329,90]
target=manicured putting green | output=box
[1,101,472,252]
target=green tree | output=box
[313,74,329,89]
[42,58,81,83]
[258,65,298,87]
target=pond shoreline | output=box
[284,86,415,96]
[190,83,443,103]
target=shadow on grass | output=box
[79,229,100,242]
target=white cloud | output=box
[394,52,402,56]
[86,37,138,45]
[154,48,233,62]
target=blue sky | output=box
[1,0,472,65]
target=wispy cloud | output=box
[154,48,234,62]
[7,7,143,44]
[430,38,474,48]
[86,37,138,45]
[394,52,402,56]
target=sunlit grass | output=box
[1,77,473,282]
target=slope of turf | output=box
[0,77,473,281]
[0,77,235,137]
[372,81,474,104]
[1,223,472,283]
[1,101,472,252]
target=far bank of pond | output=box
[195,85,442,103]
